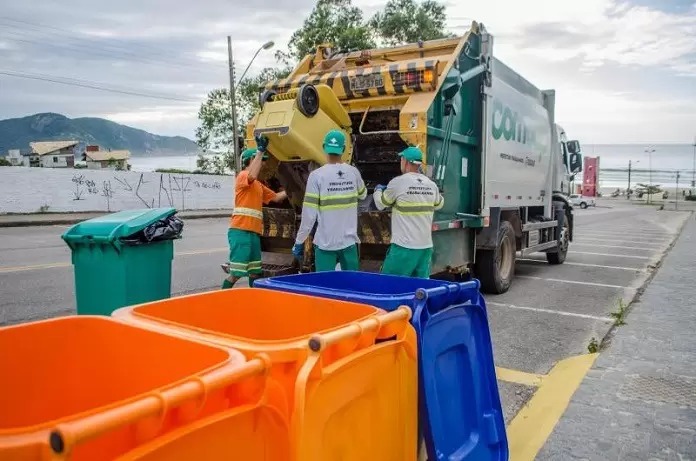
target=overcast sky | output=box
[0,0,694,144]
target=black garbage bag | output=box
[121,215,184,245]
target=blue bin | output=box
[255,271,508,461]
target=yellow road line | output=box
[496,367,545,387]
[0,248,229,273]
[0,262,70,273]
[507,353,599,461]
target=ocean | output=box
[129,144,696,190]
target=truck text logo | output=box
[491,99,548,151]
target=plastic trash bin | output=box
[62,208,183,315]
[0,316,286,461]
[255,271,509,461]
[112,288,382,409]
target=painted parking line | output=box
[571,242,663,251]
[516,275,628,290]
[517,259,647,272]
[574,236,665,245]
[575,228,671,236]
[0,247,229,274]
[487,301,614,322]
[569,251,652,259]
[577,233,671,242]
[507,353,599,461]
[496,367,545,387]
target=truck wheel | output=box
[475,220,515,294]
[297,84,319,117]
[547,205,570,265]
[580,202,587,209]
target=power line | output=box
[0,26,205,72]
[0,16,189,64]
[0,69,198,102]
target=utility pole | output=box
[227,36,240,175]
[627,160,632,199]
[691,136,696,190]
[675,171,680,210]
[645,147,655,204]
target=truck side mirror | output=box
[569,153,582,174]
[567,140,581,154]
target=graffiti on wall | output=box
[71,172,223,210]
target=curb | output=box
[0,211,232,228]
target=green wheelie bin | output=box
[62,208,183,315]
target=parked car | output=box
[569,194,596,209]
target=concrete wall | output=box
[0,167,235,213]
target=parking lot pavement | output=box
[492,202,691,459]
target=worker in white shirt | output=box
[373,146,444,278]
[293,129,367,271]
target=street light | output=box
[691,136,695,192]
[645,147,655,204]
[227,39,275,174]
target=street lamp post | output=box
[675,171,680,211]
[645,147,655,204]
[227,38,275,175]
[691,136,696,192]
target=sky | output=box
[0,0,694,144]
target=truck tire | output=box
[547,203,570,265]
[297,84,319,117]
[475,220,516,294]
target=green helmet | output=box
[323,129,346,155]
[240,148,267,166]
[399,146,423,164]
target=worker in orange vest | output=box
[221,136,286,288]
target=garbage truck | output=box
[246,21,583,294]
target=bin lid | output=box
[62,208,176,244]
[413,295,508,461]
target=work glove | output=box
[255,134,269,152]
[292,243,304,261]
[374,184,387,193]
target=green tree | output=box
[370,0,449,46]
[283,0,375,62]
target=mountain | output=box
[0,113,199,156]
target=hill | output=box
[0,113,199,156]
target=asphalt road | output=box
[0,200,691,424]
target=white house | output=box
[84,149,131,170]
[6,149,27,166]
[29,141,78,168]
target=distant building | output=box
[6,149,26,166]
[83,146,131,170]
[29,141,79,168]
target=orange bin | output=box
[0,316,288,461]
[113,288,381,407]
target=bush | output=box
[155,168,193,174]
[0,157,12,166]
[685,195,696,201]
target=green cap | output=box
[323,129,346,155]
[399,146,423,164]
[241,148,267,165]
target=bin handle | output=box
[48,355,270,458]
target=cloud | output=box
[0,0,694,144]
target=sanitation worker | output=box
[372,146,443,278]
[221,136,287,288]
[293,129,367,271]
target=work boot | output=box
[220,262,231,274]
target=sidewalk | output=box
[0,209,233,227]
[538,215,696,460]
